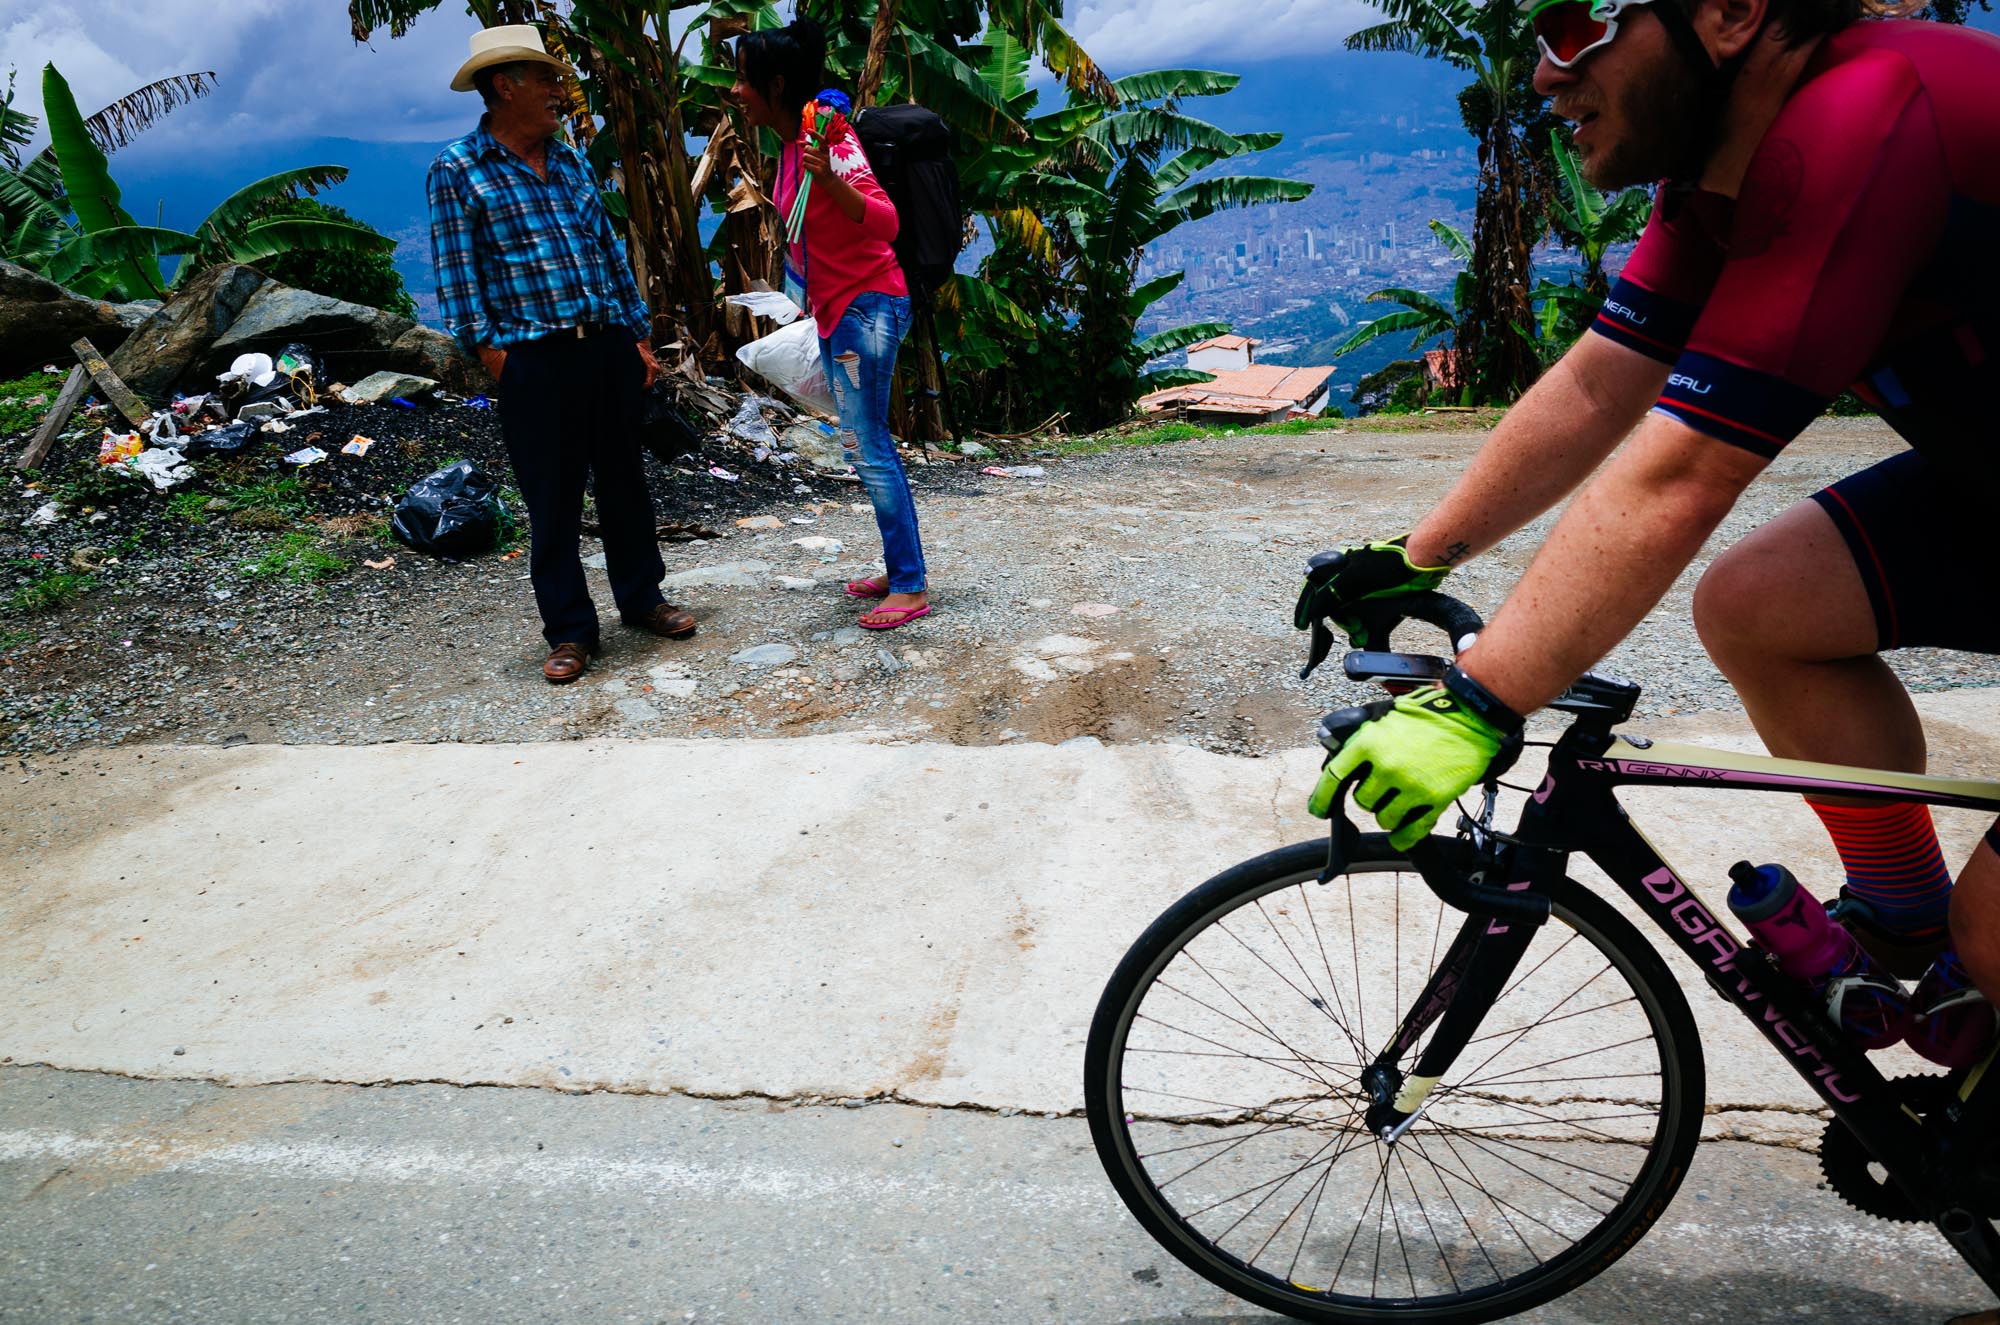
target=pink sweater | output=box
[776,128,907,338]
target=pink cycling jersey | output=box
[1592,19,2000,469]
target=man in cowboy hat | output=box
[428,23,697,686]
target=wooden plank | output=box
[15,365,91,471]
[70,337,150,429]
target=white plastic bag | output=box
[725,291,804,325]
[735,319,834,417]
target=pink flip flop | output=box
[859,603,933,631]
[844,575,891,600]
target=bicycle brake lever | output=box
[1300,619,1335,681]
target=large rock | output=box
[0,259,135,374]
[387,324,490,393]
[106,264,264,400]
[203,283,416,380]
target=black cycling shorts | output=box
[1810,448,2000,654]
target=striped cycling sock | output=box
[1807,797,1954,939]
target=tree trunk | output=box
[1458,74,1540,404]
[857,0,904,107]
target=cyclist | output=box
[1300,0,2000,1064]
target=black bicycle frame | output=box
[1396,713,2000,1290]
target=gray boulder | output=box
[0,259,136,373]
[387,324,490,393]
[341,370,439,405]
[106,264,264,400]
[204,282,416,380]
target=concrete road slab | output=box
[6,690,2000,1139]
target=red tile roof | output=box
[1139,363,1336,415]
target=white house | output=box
[1185,334,1259,374]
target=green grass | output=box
[241,531,347,585]
[224,475,312,518]
[166,491,213,524]
[1050,408,1509,456]
[0,627,36,652]
[0,371,68,437]
[5,567,98,615]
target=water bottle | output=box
[1727,861,1910,1051]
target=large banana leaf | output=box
[1427,217,1472,264]
[42,64,164,296]
[1147,174,1312,243]
[933,271,1037,338]
[195,165,350,241]
[66,73,217,156]
[1153,131,1281,190]
[901,30,1027,142]
[1136,320,1230,357]
[988,206,1059,269]
[984,0,1115,103]
[208,216,398,273]
[1135,366,1216,392]
[1334,307,1453,356]
[1107,69,1238,102]
[347,0,448,41]
[971,31,1034,104]
[43,224,198,289]
[1086,108,1248,157]
[1126,270,1184,318]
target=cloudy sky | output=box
[1,0,1379,155]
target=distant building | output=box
[1139,357,1337,425]
[1186,334,1260,373]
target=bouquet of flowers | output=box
[784,88,854,246]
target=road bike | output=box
[1085,592,2000,1323]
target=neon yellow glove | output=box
[1308,685,1507,850]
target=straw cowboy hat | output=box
[451,24,575,94]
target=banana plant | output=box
[39,165,395,295]
[41,64,163,297]
[1334,220,1474,356]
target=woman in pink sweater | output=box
[731,19,932,630]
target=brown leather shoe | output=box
[627,602,696,639]
[543,641,596,684]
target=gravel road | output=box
[5,415,1995,756]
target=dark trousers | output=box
[497,330,664,648]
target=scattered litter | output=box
[726,396,779,448]
[97,431,142,466]
[283,446,328,467]
[788,516,816,525]
[725,290,805,325]
[181,420,258,457]
[144,412,179,447]
[736,323,833,415]
[981,465,1045,478]
[1072,603,1120,619]
[342,435,376,457]
[124,448,194,490]
[390,397,419,409]
[262,419,292,435]
[364,556,396,571]
[466,395,493,410]
[219,352,276,389]
[236,400,287,425]
[707,466,739,482]
[391,459,511,558]
[24,502,61,528]
[639,385,702,462]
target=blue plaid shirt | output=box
[426,119,649,353]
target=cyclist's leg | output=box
[1692,495,1924,773]
[1952,829,2000,1005]
[1695,453,1959,947]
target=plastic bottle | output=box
[1727,861,1910,1051]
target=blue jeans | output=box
[820,292,925,594]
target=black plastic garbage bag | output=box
[391,460,511,558]
[639,384,702,463]
[181,420,259,457]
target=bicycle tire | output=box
[1085,836,1705,1324]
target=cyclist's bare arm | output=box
[1458,410,1767,712]
[1404,332,1670,568]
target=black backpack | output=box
[852,104,961,302]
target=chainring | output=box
[1819,1074,1964,1222]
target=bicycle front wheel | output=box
[1085,837,1704,1324]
